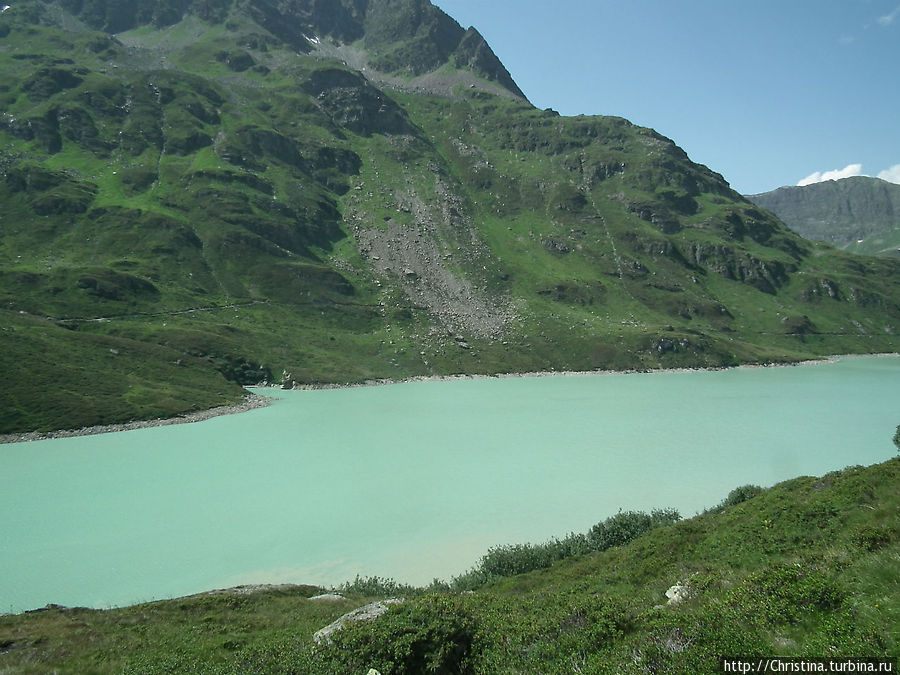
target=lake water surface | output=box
[2,355,898,613]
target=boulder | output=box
[664,583,691,606]
[312,598,405,644]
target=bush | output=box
[588,509,682,552]
[729,563,843,625]
[316,595,477,675]
[453,509,681,588]
[851,525,893,552]
[477,543,553,578]
[476,532,591,579]
[721,484,764,508]
[337,575,417,597]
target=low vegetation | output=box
[1,1,897,672]
[450,508,683,589]
[2,454,897,673]
[1,0,899,434]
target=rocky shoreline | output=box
[3,353,896,445]
[285,352,899,392]
[0,394,271,445]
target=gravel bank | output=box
[287,354,887,391]
[0,394,271,445]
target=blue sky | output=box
[433,0,900,195]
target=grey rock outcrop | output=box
[312,598,406,644]
[309,593,345,602]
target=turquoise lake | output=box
[2,355,898,613]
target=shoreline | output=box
[2,353,896,444]
[280,351,899,391]
[0,393,271,445]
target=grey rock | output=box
[309,593,345,602]
[664,583,691,606]
[313,598,405,644]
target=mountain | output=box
[2,0,899,434]
[747,177,900,258]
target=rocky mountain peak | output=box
[1,0,898,434]
[40,0,526,97]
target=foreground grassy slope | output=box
[1,0,899,433]
[2,456,898,673]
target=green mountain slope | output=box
[2,456,898,671]
[1,0,899,433]
[747,177,900,258]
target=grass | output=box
[1,7,898,672]
[0,7,898,434]
[1,456,897,673]
[0,310,245,433]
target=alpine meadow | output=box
[1,0,898,434]
[1,1,899,672]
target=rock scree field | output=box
[1,0,900,671]
[1,0,899,434]
[0,0,900,675]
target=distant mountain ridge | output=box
[747,177,900,258]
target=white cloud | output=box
[877,4,900,25]
[877,164,900,184]
[797,163,864,186]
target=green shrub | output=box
[721,484,764,508]
[729,563,843,625]
[453,509,681,587]
[476,532,591,579]
[588,508,682,551]
[315,595,477,675]
[851,525,893,552]
[631,608,767,674]
[803,609,888,655]
[337,575,417,597]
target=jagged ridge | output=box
[47,0,526,96]
[0,0,898,433]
